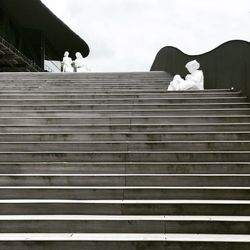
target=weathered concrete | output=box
[0,72,249,247]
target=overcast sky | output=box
[41,0,250,72]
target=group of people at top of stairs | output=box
[62,51,90,73]
[62,51,203,91]
[168,60,204,91]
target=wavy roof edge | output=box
[153,40,250,59]
[0,0,90,60]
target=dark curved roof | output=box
[0,0,90,59]
[150,40,250,98]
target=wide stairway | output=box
[0,72,249,249]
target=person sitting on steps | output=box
[168,60,204,91]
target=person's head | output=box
[185,60,200,73]
[75,52,83,59]
[64,51,69,57]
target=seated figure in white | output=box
[62,51,74,73]
[74,52,88,72]
[168,60,204,91]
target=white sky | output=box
[41,0,250,72]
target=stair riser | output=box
[0,86,169,90]
[0,163,248,174]
[0,220,248,234]
[0,117,249,125]
[0,77,171,81]
[0,203,250,215]
[0,79,170,83]
[0,152,248,162]
[0,176,249,187]
[0,88,233,92]
[0,242,248,250]
[0,133,249,141]
[0,104,249,110]
[0,188,249,200]
[0,124,249,133]
[0,81,169,85]
[0,90,235,94]
[0,110,249,116]
[0,98,246,105]
[0,93,241,98]
[0,142,249,151]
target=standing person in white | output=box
[74,52,88,72]
[62,51,74,73]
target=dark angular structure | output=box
[151,40,250,98]
[0,0,89,71]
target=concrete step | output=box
[0,69,249,246]
[0,132,249,142]
[0,162,248,174]
[0,82,163,86]
[0,93,241,98]
[0,103,249,111]
[0,97,246,105]
[0,72,171,80]
[0,109,249,116]
[0,141,249,151]
[0,87,172,92]
[0,81,169,85]
[0,215,249,234]
[0,187,250,200]
[0,174,249,187]
[0,151,248,162]
[0,116,249,125]
[0,239,248,250]
[0,78,170,82]
[0,200,250,215]
[0,77,171,82]
[0,80,169,85]
[0,89,233,93]
[0,123,249,133]
[0,89,235,93]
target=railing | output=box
[0,36,43,72]
[44,56,62,72]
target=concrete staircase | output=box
[0,71,249,249]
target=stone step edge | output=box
[0,102,249,106]
[0,215,249,221]
[0,233,249,242]
[0,97,246,101]
[0,140,249,143]
[0,131,249,135]
[0,92,241,95]
[0,90,235,93]
[1,115,250,118]
[1,186,250,189]
[0,161,248,164]
[0,123,249,127]
[0,150,249,153]
[0,173,249,176]
[0,200,250,204]
[1,108,250,112]
[0,97,245,100]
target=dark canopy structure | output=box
[0,0,89,71]
[151,40,250,99]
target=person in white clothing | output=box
[168,60,204,91]
[62,51,74,73]
[74,52,88,72]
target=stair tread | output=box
[0,233,249,242]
